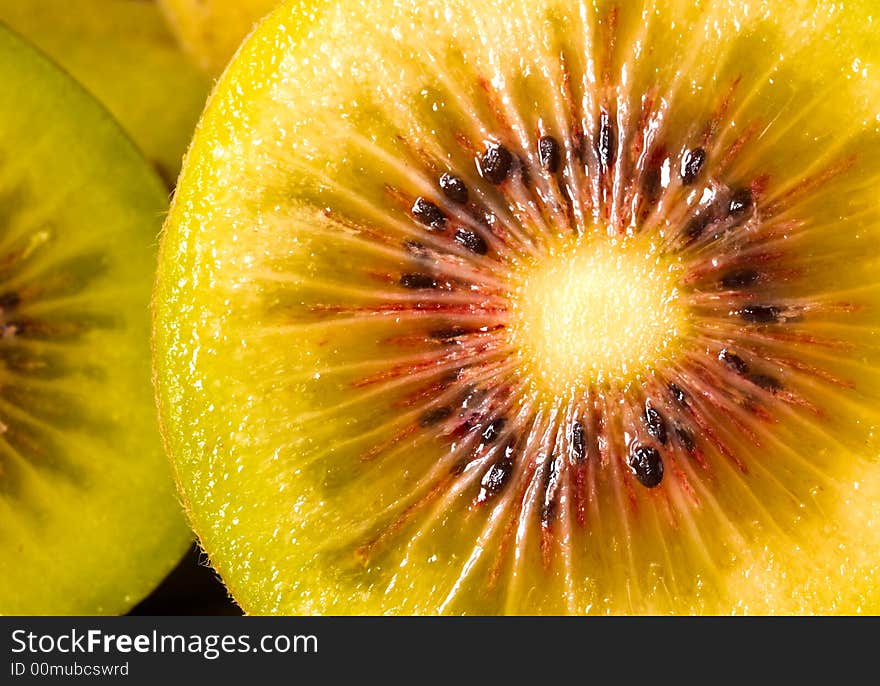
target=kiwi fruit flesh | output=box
[0,0,209,185]
[155,0,880,614]
[0,25,190,614]
[158,0,280,75]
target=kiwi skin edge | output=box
[153,0,327,616]
[155,0,880,615]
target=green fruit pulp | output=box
[0,25,190,615]
[0,0,209,184]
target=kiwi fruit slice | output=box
[155,0,880,614]
[0,24,190,614]
[158,0,279,75]
[0,0,209,185]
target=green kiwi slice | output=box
[0,25,190,614]
[155,0,880,614]
[0,0,209,185]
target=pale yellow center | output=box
[510,233,688,395]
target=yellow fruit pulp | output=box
[155,0,880,614]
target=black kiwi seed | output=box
[540,500,557,525]
[481,417,507,443]
[684,212,713,241]
[643,405,668,445]
[459,383,485,406]
[668,382,688,406]
[628,445,664,488]
[739,304,781,324]
[453,228,489,255]
[430,326,469,341]
[538,135,561,173]
[404,239,429,258]
[680,147,706,185]
[541,456,560,524]
[399,273,437,290]
[641,167,662,206]
[675,427,696,453]
[479,144,513,184]
[749,373,783,392]
[518,160,532,188]
[411,196,446,230]
[721,268,759,289]
[435,370,463,390]
[596,111,616,171]
[0,291,21,310]
[728,187,753,217]
[477,440,517,503]
[419,406,453,427]
[719,348,749,375]
[438,173,468,204]
[570,420,586,462]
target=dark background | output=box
[130,544,242,616]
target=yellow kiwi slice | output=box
[0,0,209,184]
[0,25,190,614]
[158,0,279,75]
[155,0,880,614]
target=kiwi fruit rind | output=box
[155,0,880,614]
[0,25,191,614]
[0,0,209,185]
[158,0,280,75]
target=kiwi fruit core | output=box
[510,233,686,392]
[155,0,880,614]
[0,25,190,614]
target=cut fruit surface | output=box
[0,25,190,614]
[0,0,209,184]
[155,0,880,614]
[510,233,688,391]
[158,0,280,75]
